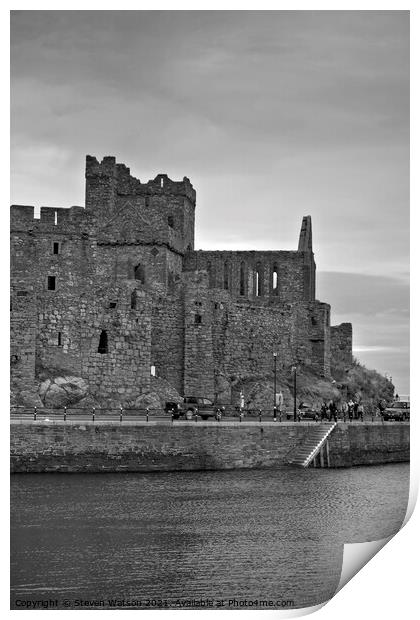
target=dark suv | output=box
[383,401,410,421]
[165,397,222,420]
[182,396,222,420]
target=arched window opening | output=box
[167,215,174,228]
[134,263,145,284]
[224,261,229,290]
[256,263,263,297]
[207,261,215,288]
[98,330,108,354]
[240,262,246,296]
[131,291,137,310]
[167,271,175,292]
[272,264,278,295]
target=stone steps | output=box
[287,422,337,467]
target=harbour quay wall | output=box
[10,422,409,473]
[328,423,409,467]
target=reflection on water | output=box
[10,464,409,609]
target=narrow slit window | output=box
[272,264,278,295]
[134,263,145,283]
[54,210,58,225]
[98,330,108,354]
[256,263,263,296]
[195,314,202,325]
[131,291,137,310]
[53,242,60,255]
[240,262,246,296]
[207,261,215,288]
[58,332,62,346]
[47,276,56,291]
[224,261,229,290]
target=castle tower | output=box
[85,155,196,292]
[298,215,316,301]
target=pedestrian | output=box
[328,400,336,422]
[359,402,364,422]
[353,401,359,420]
[348,399,354,422]
[378,400,386,418]
[342,401,348,422]
[321,402,327,421]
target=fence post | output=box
[273,406,277,422]
[146,408,149,422]
[92,407,95,423]
[259,409,262,423]
[64,406,67,422]
[33,406,37,421]
[120,406,123,423]
[171,412,174,424]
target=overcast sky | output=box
[10,10,409,394]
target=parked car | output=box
[383,400,410,421]
[286,403,319,421]
[298,403,319,421]
[165,397,223,420]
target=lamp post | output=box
[292,366,297,422]
[273,352,278,421]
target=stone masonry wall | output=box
[330,323,353,369]
[10,155,351,408]
[10,422,409,473]
[183,250,313,302]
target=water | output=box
[10,464,409,610]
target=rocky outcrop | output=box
[39,376,89,408]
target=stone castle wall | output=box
[10,155,352,408]
[330,323,353,369]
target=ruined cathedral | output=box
[10,155,352,407]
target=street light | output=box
[292,366,297,422]
[273,352,278,421]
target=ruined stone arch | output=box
[207,261,216,288]
[224,260,230,290]
[239,261,246,296]
[255,262,263,296]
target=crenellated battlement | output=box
[85,154,196,205]
[11,204,88,232]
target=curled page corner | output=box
[335,536,393,595]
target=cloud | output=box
[317,271,409,393]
